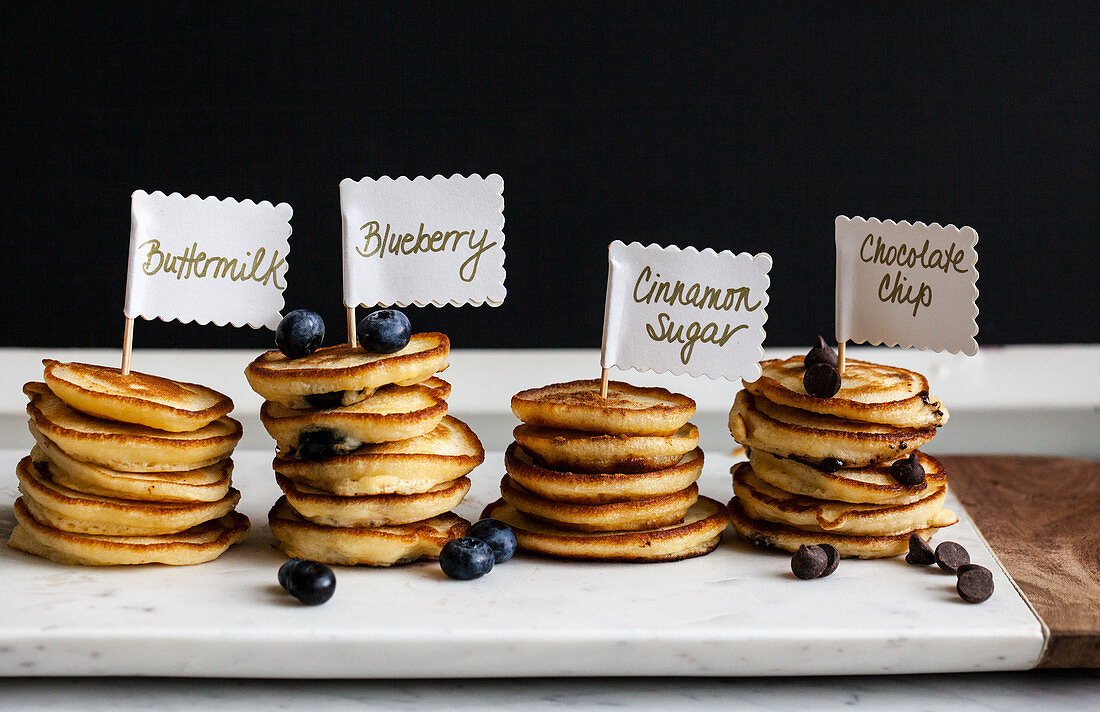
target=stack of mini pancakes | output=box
[727,356,957,558]
[9,360,249,565]
[483,380,729,562]
[245,333,484,566]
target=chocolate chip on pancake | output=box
[804,336,838,369]
[803,363,842,398]
[890,453,926,487]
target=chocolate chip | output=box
[890,453,926,487]
[935,541,970,573]
[804,336,838,369]
[956,566,994,603]
[905,533,936,565]
[818,544,840,577]
[819,457,844,472]
[803,363,841,398]
[791,544,828,579]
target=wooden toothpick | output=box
[346,305,357,346]
[838,340,847,375]
[120,316,135,376]
[599,367,610,398]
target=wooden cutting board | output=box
[943,455,1100,669]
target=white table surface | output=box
[1,345,1098,710]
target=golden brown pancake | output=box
[276,474,471,527]
[499,475,698,532]
[727,496,943,559]
[42,360,233,432]
[511,380,695,435]
[481,496,728,562]
[260,383,447,452]
[16,457,240,536]
[8,498,249,566]
[505,442,703,504]
[513,423,699,474]
[731,462,957,537]
[729,390,935,467]
[268,496,468,566]
[31,433,231,503]
[273,416,484,496]
[749,449,946,505]
[26,382,242,472]
[245,333,450,407]
[745,357,948,428]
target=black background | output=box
[2,3,1097,350]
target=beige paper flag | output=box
[124,191,292,330]
[835,216,979,355]
[601,241,771,381]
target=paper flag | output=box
[124,191,293,330]
[835,216,979,355]
[340,174,506,308]
[601,241,772,382]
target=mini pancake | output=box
[505,442,703,503]
[8,498,249,566]
[481,496,728,563]
[245,333,450,408]
[500,475,698,532]
[511,380,695,435]
[16,457,241,536]
[749,449,946,505]
[273,416,484,496]
[276,474,471,527]
[745,357,948,428]
[26,382,242,472]
[260,383,447,453]
[31,433,231,503]
[42,360,233,432]
[731,462,957,537]
[268,496,468,566]
[727,496,943,559]
[513,423,699,474]
[729,391,935,467]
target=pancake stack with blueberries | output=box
[8,361,249,565]
[482,380,729,562]
[246,309,483,566]
[726,337,957,558]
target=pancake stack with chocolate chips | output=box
[482,380,728,562]
[8,361,249,565]
[727,338,957,558]
[246,311,483,566]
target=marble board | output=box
[0,449,1045,677]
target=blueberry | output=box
[277,557,303,588]
[285,560,336,605]
[276,309,325,359]
[439,537,494,580]
[296,428,342,460]
[357,309,411,354]
[467,519,518,563]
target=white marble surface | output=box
[0,449,1044,678]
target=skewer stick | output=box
[120,316,135,376]
[837,340,847,375]
[599,367,610,398]
[346,306,357,347]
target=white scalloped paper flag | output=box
[340,174,506,308]
[601,241,771,382]
[835,216,979,356]
[124,191,293,330]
